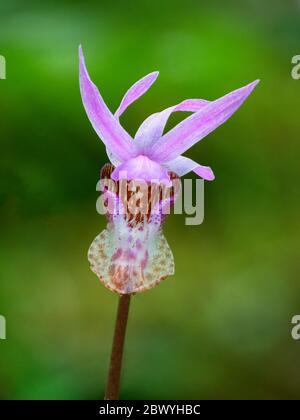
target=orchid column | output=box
[79,46,258,399]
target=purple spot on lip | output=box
[112,248,122,261]
[124,249,136,260]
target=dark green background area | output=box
[0,0,300,399]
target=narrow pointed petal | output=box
[79,46,136,162]
[164,156,215,181]
[149,80,260,163]
[105,72,159,166]
[111,155,171,186]
[135,99,210,152]
[115,71,159,119]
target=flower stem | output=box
[105,293,131,400]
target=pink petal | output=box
[149,80,260,163]
[135,99,210,152]
[111,155,171,186]
[115,71,159,119]
[106,72,159,164]
[165,156,215,181]
[79,46,136,162]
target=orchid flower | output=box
[80,46,259,295]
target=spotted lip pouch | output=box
[88,164,179,294]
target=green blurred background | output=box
[0,0,300,399]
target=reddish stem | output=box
[105,294,131,400]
